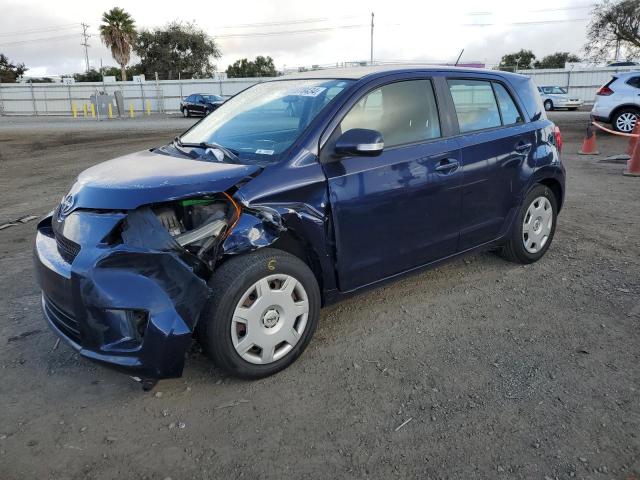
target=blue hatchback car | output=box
[34,66,565,388]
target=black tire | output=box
[544,100,553,112]
[499,184,558,264]
[198,248,321,379]
[611,108,639,133]
[182,107,190,118]
[568,107,578,111]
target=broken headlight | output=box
[153,195,238,260]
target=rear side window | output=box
[447,79,501,132]
[626,76,640,88]
[340,79,441,148]
[493,83,523,125]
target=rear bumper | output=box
[34,211,211,379]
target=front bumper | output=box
[33,210,211,379]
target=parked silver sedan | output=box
[537,86,584,111]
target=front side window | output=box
[448,79,502,133]
[340,79,441,148]
[180,79,354,163]
[493,83,523,125]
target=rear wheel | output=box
[499,184,557,264]
[198,249,320,379]
[544,100,553,111]
[612,108,639,133]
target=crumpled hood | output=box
[65,149,260,211]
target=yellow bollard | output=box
[129,103,135,118]
[83,103,88,118]
[108,103,113,119]
[71,102,77,119]
[90,103,96,118]
[145,100,151,116]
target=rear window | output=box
[447,79,502,133]
[493,83,524,125]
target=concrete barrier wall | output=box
[0,77,275,116]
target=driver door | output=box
[321,76,462,291]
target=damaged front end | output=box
[34,184,286,380]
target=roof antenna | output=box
[454,49,464,66]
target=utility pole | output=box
[370,12,374,66]
[81,23,91,73]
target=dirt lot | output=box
[0,112,638,480]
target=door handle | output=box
[515,142,532,153]
[434,158,460,174]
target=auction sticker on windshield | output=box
[256,149,275,155]
[286,86,326,97]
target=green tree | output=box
[0,53,27,83]
[534,52,581,69]
[498,49,537,71]
[227,56,277,77]
[73,68,102,82]
[585,0,640,61]
[99,7,136,81]
[134,22,221,79]
[102,64,141,80]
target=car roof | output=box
[282,65,525,81]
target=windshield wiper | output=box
[175,138,240,163]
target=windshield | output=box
[542,86,567,95]
[180,79,354,162]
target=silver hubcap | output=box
[616,112,637,132]
[231,274,309,365]
[522,196,553,254]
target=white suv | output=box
[592,71,640,132]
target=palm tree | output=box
[99,7,136,81]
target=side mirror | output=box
[334,128,384,157]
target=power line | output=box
[0,33,80,47]
[0,23,81,37]
[214,14,362,30]
[214,23,367,39]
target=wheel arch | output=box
[267,231,325,296]
[609,104,640,123]
[537,177,564,211]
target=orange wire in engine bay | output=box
[221,192,241,238]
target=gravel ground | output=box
[0,112,638,480]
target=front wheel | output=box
[198,249,321,379]
[182,107,190,118]
[544,100,553,112]
[499,184,558,264]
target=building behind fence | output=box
[1,64,640,116]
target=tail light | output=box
[596,85,614,96]
[553,126,563,153]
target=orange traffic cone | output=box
[578,123,599,155]
[624,137,640,177]
[627,122,640,156]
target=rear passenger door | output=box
[322,75,463,291]
[446,78,534,250]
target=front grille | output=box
[44,295,81,343]
[54,231,80,263]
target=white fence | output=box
[515,65,640,104]
[0,77,275,116]
[2,66,640,115]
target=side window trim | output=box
[328,77,444,152]
[492,80,525,126]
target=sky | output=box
[0,0,596,77]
